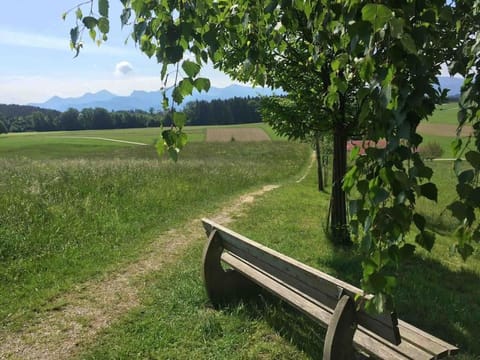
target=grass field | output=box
[428,102,460,125]
[0,124,282,159]
[78,164,480,359]
[0,133,310,332]
[1,116,479,359]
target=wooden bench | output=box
[201,218,459,359]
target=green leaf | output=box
[458,169,475,184]
[389,17,404,39]
[456,183,473,199]
[331,53,348,71]
[370,186,389,206]
[193,78,211,92]
[456,243,474,261]
[400,34,417,54]
[173,112,187,128]
[420,183,437,202]
[155,139,165,156]
[415,164,433,180]
[350,146,360,161]
[373,292,386,314]
[162,129,175,147]
[399,243,416,259]
[98,17,110,34]
[369,272,387,292]
[98,0,109,17]
[172,87,183,104]
[362,259,378,278]
[451,138,462,157]
[465,151,480,170]
[165,46,184,63]
[177,132,188,149]
[415,231,435,251]
[357,180,369,195]
[182,60,201,78]
[168,147,179,162]
[448,201,475,225]
[361,233,372,253]
[358,56,375,81]
[413,213,426,231]
[172,79,194,104]
[89,28,97,42]
[70,26,79,46]
[121,8,131,28]
[467,188,480,207]
[82,16,98,30]
[76,7,83,20]
[362,4,393,32]
[134,21,147,41]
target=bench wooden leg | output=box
[323,294,357,360]
[202,229,258,307]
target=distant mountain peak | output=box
[28,85,277,112]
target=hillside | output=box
[0,104,60,119]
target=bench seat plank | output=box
[398,321,458,357]
[222,252,333,325]
[222,252,438,360]
[209,221,400,344]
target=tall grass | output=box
[0,141,310,329]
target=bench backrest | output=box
[202,218,401,345]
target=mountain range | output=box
[29,77,464,112]
[30,85,279,112]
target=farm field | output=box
[1,115,479,359]
[0,122,282,159]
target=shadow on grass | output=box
[422,211,460,236]
[218,248,479,359]
[224,291,327,358]
[323,252,480,358]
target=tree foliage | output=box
[66,0,480,312]
[0,115,7,134]
[0,105,163,133]
[185,97,261,125]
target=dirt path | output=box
[0,184,289,359]
[57,136,149,146]
[417,123,472,137]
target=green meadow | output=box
[0,127,309,331]
[0,116,479,359]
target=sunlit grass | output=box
[0,141,310,330]
[80,165,479,358]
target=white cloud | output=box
[0,75,163,104]
[0,64,238,104]
[0,28,133,56]
[115,61,134,76]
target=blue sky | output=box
[0,1,233,104]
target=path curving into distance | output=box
[56,136,149,146]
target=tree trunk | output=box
[315,135,324,192]
[330,121,351,245]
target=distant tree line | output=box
[0,97,262,134]
[184,97,261,125]
[0,106,161,133]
